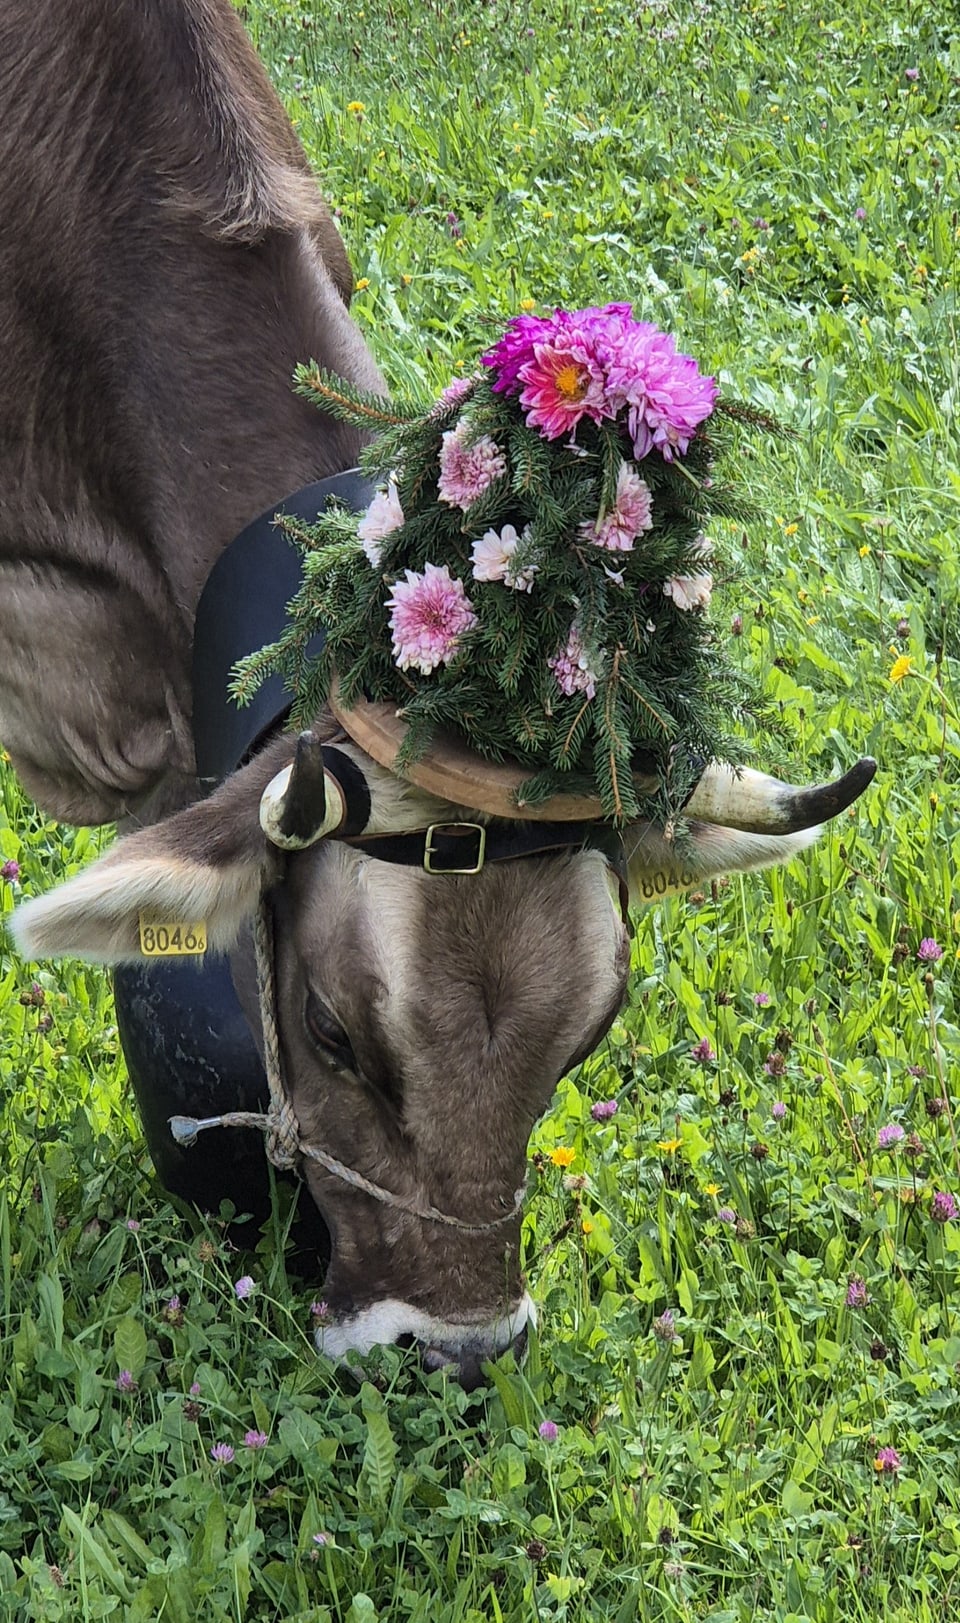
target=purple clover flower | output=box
[771,1101,787,1121]
[1,859,20,883]
[234,1275,256,1300]
[115,1370,137,1392]
[854,207,867,221]
[312,1532,329,1548]
[310,1300,330,1321]
[904,68,919,81]
[189,1382,201,1397]
[691,1037,715,1062]
[126,1219,140,1232]
[591,1099,619,1121]
[210,1442,235,1464]
[874,1446,901,1473]
[753,991,771,1006]
[652,1309,676,1343]
[717,1207,736,1225]
[931,1190,958,1224]
[845,1275,869,1309]
[877,1123,906,1149]
[243,1429,269,1449]
[917,939,943,963]
[538,1419,559,1442]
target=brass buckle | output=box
[423,822,487,875]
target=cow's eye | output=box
[305,993,354,1066]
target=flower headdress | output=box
[235,303,774,825]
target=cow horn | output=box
[260,732,347,849]
[683,757,876,834]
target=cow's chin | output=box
[315,1293,536,1388]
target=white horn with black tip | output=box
[260,732,347,849]
[684,757,877,835]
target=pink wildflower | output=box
[580,463,653,552]
[917,938,943,963]
[591,1099,619,1121]
[234,1275,255,1300]
[931,1190,958,1224]
[845,1275,869,1308]
[115,1370,137,1392]
[873,1446,901,1473]
[691,1037,715,1062]
[210,1442,235,1464]
[1,859,20,883]
[877,1123,905,1149]
[437,418,507,509]
[652,1309,676,1343]
[431,375,475,415]
[547,624,601,699]
[357,481,405,567]
[470,524,537,591]
[387,563,477,675]
[717,1207,736,1225]
[243,1429,269,1449]
[771,1100,787,1121]
[753,991,771,1006]
[538,1419,559,1442]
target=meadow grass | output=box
[0,0,957,1617]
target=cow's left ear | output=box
[12,752,287,966]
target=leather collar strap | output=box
[192,469,375,785]
[345,820,633,929]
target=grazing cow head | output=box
[13,725,873,1384]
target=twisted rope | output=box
[167,895,526,1235]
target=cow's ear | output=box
[12,756,284,966]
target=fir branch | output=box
[293,363,417,427]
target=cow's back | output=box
[0,0,382,824]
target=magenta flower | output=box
[210,1442,235,1464]
[538,1419,559,1442]
[873,1446,901,1473]
[387,564,477,675]
[547,623,601,699]
[771,1100,787,1121]
[603,323,716,461]
[877,1123,905,1149]
[189,1381,201,1397]
[579,463,653,552]
[691,1037,715,1062]
[854,206,867,221]
[115,1370,137,1392]
[845,1275,869,1308]
[437,418,507,509]
[591,1099,619,1121]
[357,481,405,567]
[917,938,943,963]
[482,311,559,394]
[518,335,609,439]
[1,859,20,883]
[243,1429,269,1449]
[931,1190,958,1224]
[310,1300,330,1321]
[234,1275,256,1300]
[753,991,771,1007]
[904,67,919,81]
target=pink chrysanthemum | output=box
[437,418,507,509]
[357,481,405,568]
[580,462,653,551]
[517,338,608,440]
[387,563,477,675]
[470,524,537,592]
[604,323,716,461]
[547,624,601,699]
[431,374,476,415]
[664,539,714,612]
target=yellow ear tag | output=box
[138,916,208,957]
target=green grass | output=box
[0,0,958,1616]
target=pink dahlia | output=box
[430,374,477,415]
[482,312,557,395]
[604,323,716,461]
[580,462,653,551]
[437,418,507,509]
[517,338,608,440]
[386,563,477,675]
[470,524,537,591]
[547,624,601,699]
[357,481,404,567]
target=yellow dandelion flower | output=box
[806,615,821,626]
[346,101,366,115]
[657,1137,683,1154]
[783,522,798,536]
[889,654,914,684]
[401,274,412,286]
[930,792,939,809]
[581,1217,594,1235]
[354,277,370,291]
[914,264,927,279]
[550,1146,576,1168]
[519,298,536,312]
[704,1182,721,1197]
[859,544,871,557]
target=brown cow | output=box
[2,0,871,1383]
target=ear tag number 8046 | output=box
[138,916,208,957]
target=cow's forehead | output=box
[285,842,629,1068]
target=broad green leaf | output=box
[113,1313,147,1379]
